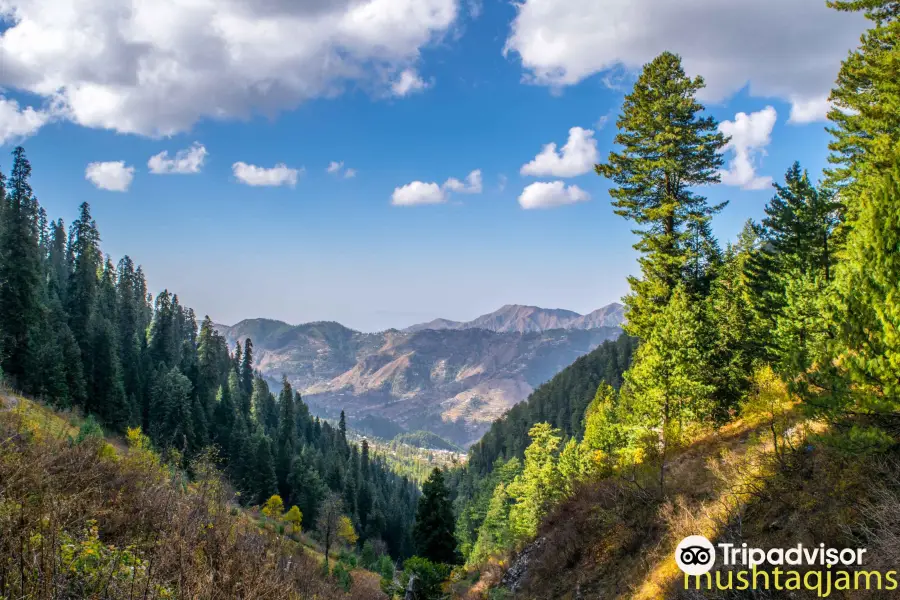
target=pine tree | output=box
[507,424,564,541]
[468,483,513,564]
[827,157,900,414]
[253,435,278,505]
[339,410,347,441]
[595,52,727,338]
[624,286,713,494]
[0,147,43,389]
[66,202,101,403]
[240,337,254,409]
[276,376,296,500]
[825,0,900,195]
[413,468,460,564]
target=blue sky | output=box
[0,0,865,331]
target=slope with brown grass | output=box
[0,393,386,600]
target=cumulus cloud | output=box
[504,0,865,124]
[518,181,590,209]
[344,168,357,178]
[85,161,135,192]
[391,181,446,206]
[147,142,207,174]
[520,127,598,177]
[391,169,482,205]
[327,161,344,174]
[443,169,482,194]
[719,106,777,190]
[232,162,301,187]
[0,96,53,144]
[0,0,458,136]
[788,96,832,124]
[391,69,430,97]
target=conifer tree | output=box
[595,52,727,338]
[413,468,459,564]
[67,202,101,392]
[825,0,900,195]
[240,337,254,407]
[0,147,42,389]
[276,376,296,500]
[827,157,900,414]
[624,286,713,494]
[253,435,278,505]
[507,424,564,541]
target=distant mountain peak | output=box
[404,302,625,334]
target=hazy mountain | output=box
[404,302,624,334]
[216,304,624,446]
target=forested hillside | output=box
[449,1,900,598]
[0,162,418,560]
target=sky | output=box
[0,0,867,332]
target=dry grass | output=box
[0,397,386,600]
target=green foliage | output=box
[507,423,565,541]
[414,468,460,564]
[74,414,105,444]
[596,52,727,338]
[330,561,352,592]
[467,482,513,565]
[625,286,714,492]
[826,157,900,414]
[391,556,451,600]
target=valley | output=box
[216,304,624,447]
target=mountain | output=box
[216,305,624,447]
[404,303,624,334]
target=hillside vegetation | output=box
[0,393,386,599]
[448,2,900,599]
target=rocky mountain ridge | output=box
[216,304,624,446]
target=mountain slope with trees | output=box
[451,2,900,598]
[0,160,419,563]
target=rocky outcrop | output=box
[500,537,547,593]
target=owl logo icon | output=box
[675,535,716,576]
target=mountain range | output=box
[215,303,624,446]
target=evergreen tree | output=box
[240,337,254,410]
[276,376,296,500]
[0,147,42,389]
[624,286,713,494]
[253,435,278,505]
[826,157,900,415]
[595,52,727,338]
[507,424,564,541]
[339,410,347,441]
[825,0,900,195]
[413,468,460,564]
[66,202,101,399]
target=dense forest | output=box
[0,166,418,559]
[446,0,900,594]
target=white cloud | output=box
[0,0,458,136]
[719,106,777,190]
[391,68,430,97]
[391,181,446,206]
[0,96,53,144]
[85,161,135,192]
[327,160,356,178]
[391,169,482,205]
[518,181,590,209]
[520,127,598,177]
[232,162,300,187]
[504,0,864,122]
[443,169,482,194]
[788,96,832,124]
[147,142,207,174]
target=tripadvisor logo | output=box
[675,535,716,576]
[674,536,900,596]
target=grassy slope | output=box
[459,412,900,600]
[0,393,386,600]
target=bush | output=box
[331,561,352,592]
[74,414,104,444]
